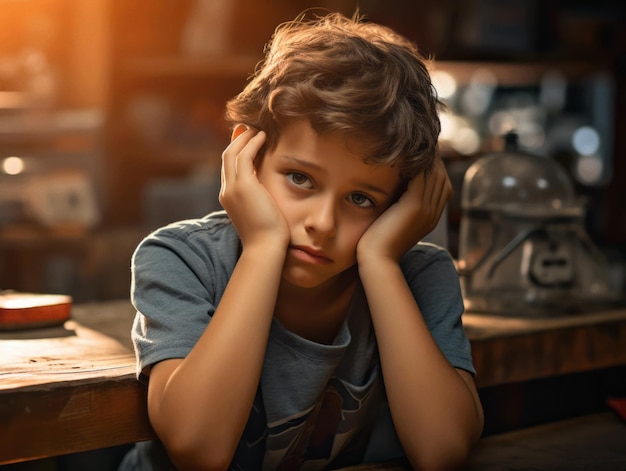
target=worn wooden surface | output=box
[464,309,626,387]
[1,321,134,390]
[466,412,626,470]
[1,378,153,465]
[0,308,154,465]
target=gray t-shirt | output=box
[121,211,475,470]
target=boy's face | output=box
[256,120,402,289]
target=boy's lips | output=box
[289,245,333,264]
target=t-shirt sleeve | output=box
[130,229,220,378]
[400,243,476,375]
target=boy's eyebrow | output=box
[283,155,324,172]
[357,182,392,197]
[282,155,392,197]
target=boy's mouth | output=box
[289,245,333,264]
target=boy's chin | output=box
[281,265,357,290]
[281,272,329,290]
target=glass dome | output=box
[461,133,579,217]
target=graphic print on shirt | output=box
[262,376,380,470]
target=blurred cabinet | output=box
[0,226,144,302]
[104,53,255,227]
[103,1,259,226]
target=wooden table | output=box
[0,306,154,465]
[1,300,625,465]
[463,308,626,388]
[465,412,626,470]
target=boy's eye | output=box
[349,193,374,208]
[286,172,313,188]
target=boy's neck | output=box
[274,267,358,344]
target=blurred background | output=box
[0,0,625,303]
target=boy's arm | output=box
[146,128,288,470]
[357,161,484,471]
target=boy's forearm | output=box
[359,258,483,470]
[150,243,286,469]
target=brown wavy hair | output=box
[225,11,444,178]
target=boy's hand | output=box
[357,158,452,263]
[219,127,290,249]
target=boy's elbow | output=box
[408,445,470,471]
[161,430,235,471]
[167,442,233,471]
[406,430,477,471]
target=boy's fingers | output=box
[406,171,427,201]
[221,128,259,182]
[426,159,451,208]
[236,131,266,177]
[221,132,248,183]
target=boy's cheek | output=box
[357,219,379,239]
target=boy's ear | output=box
[231,123,250,142]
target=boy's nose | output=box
[304,196,336,238]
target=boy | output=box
[120,11,483,471]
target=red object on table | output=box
[0,292,72,330]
